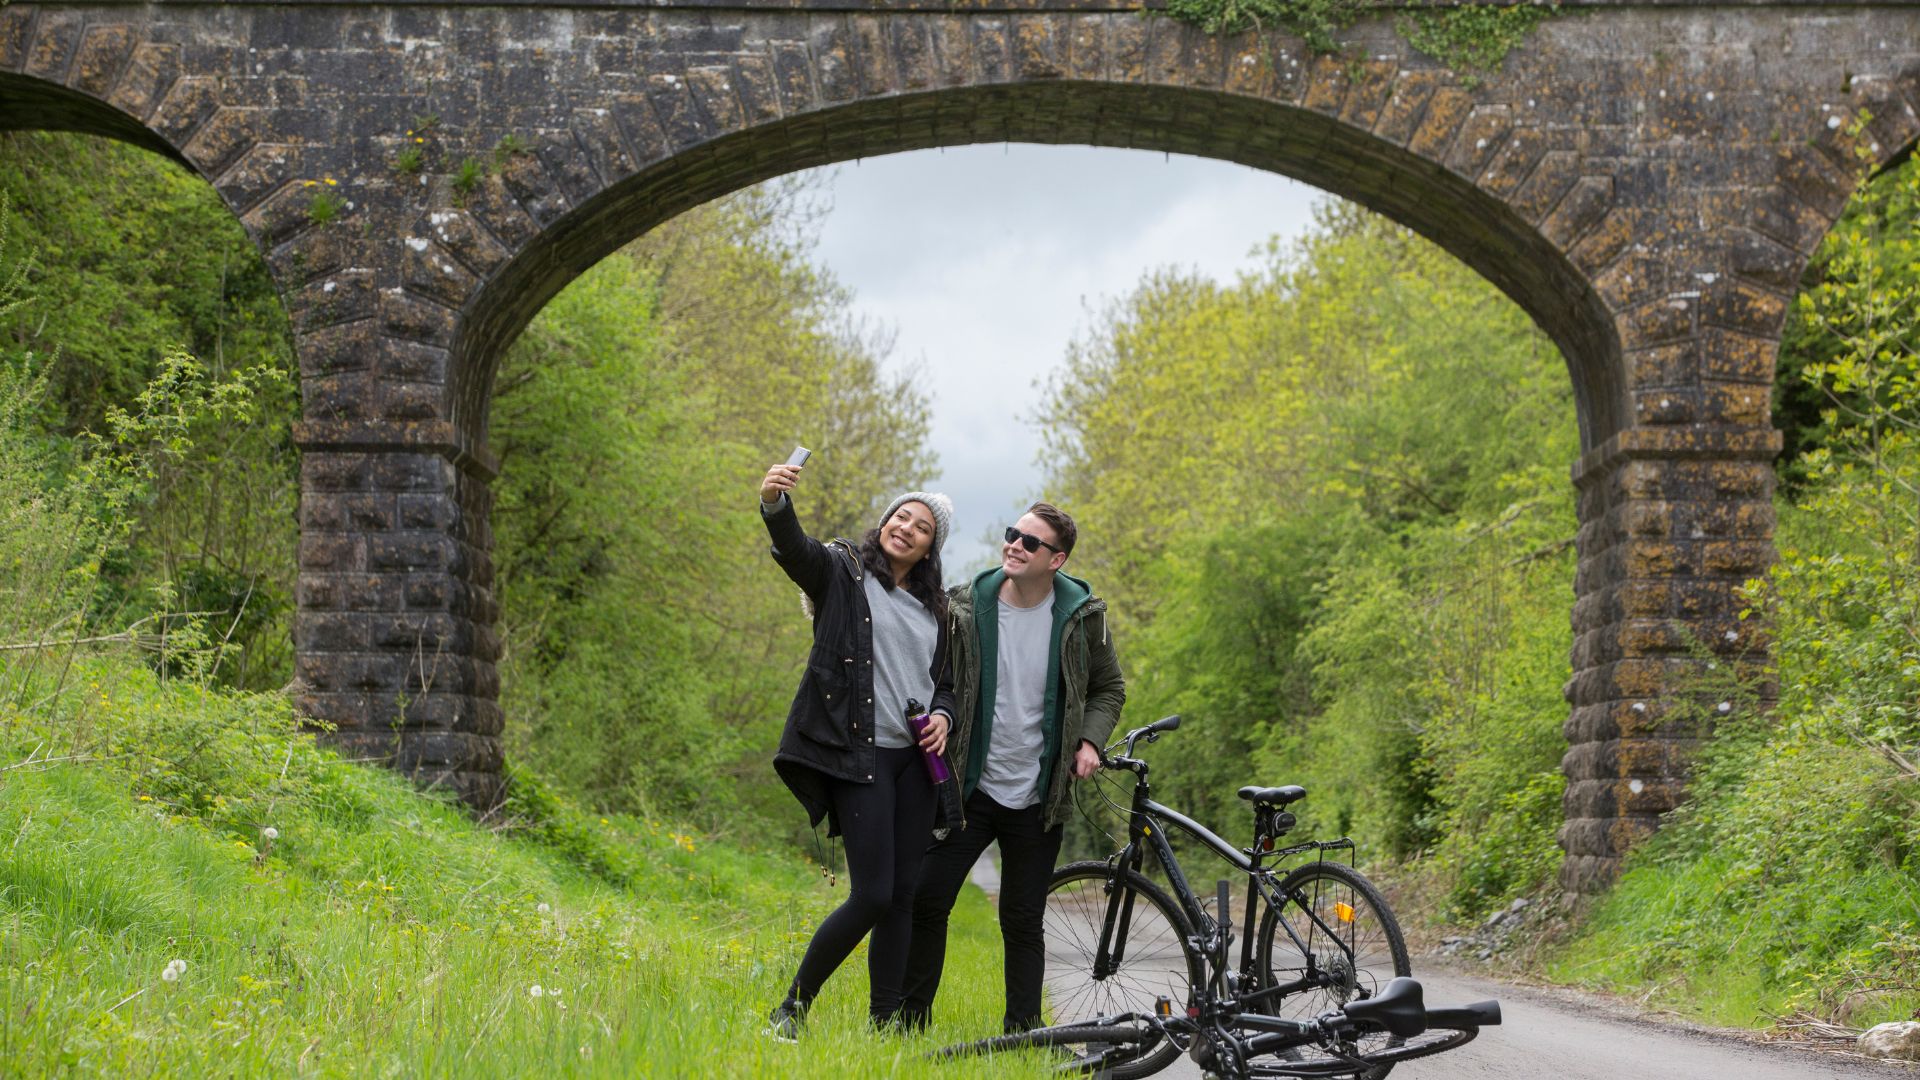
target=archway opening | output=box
[478,120,1586,910]
[0,121,300,690]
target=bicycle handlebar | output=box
[1103,715,1183,766]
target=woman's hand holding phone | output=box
[760,464,800,502]
[760,446,810,502]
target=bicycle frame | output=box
[1098,746,1366,1012]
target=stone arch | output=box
[444,79,1625,456]
[6,1,1920,890]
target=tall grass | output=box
[0,655,1055,1077]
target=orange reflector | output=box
[1334,901,1356,923]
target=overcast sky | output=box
[791,144,1323,576]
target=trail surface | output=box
[1150,966,1912,1080]
[975,851,1910,1077]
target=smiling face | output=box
[882,501,937,566]
[1001,511,1066,584]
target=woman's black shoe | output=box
[766,999,806,1043]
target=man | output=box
[899,501,1125,1033]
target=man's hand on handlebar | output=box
[1072,740,1102,779]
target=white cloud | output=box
[796,144,1323,575]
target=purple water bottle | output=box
[904,698,953,784]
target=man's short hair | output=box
[1028,501,1077,558]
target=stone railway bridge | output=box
[2,0,1916,892]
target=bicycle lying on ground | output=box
[934,715,1501,1079]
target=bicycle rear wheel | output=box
[1043,861,1203,1079]
[931,1022,1154,1071]
[1254,861,1411,1080]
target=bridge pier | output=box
[1560,427,1780,892]
[292,423,505,808]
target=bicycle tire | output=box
[1043,860,1204,1080]
[931,1022,1153,1065]
[1242,1025,1480,1078]
[1253,862,1411,1080]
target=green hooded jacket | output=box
[945,567,1126,830]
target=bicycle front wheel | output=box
[1254,861,1411,1080]
[1043,860,1203,1079]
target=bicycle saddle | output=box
[1342,976,1428,1038]
[1237,785,1306,806]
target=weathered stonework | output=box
[3,0,1916,891]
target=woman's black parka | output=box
[763,496,957,835]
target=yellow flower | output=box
[138,795,153,802]
[324,178,338,186]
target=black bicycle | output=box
[935,715,1499,1079]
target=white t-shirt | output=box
[975,590,1054,809]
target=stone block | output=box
[371,454,453,493]
[685,64,744,140]
[397,493,460,531]
[1616,300,1695,350]
[927,16,974,88]
[1408,86,1473,160]
[1446,104,1511,179]
[148,75,223,148]
[1105,13,1148,84]
[1541,175,1614,251]
[297,651,407,693]
[0,6,32,69]
[1372,69,1444,146]
[73,24,137,98]
[495,144,573,228]
[379,381,445,423]
[23,10,81,82]
[367,532,456,573]
[814,16,859,99]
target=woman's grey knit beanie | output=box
[879,491,954,553]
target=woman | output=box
[758,457,957,1039]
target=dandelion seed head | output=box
[529,984,544,997]
[262,827,279,841]
[537,902,551,914]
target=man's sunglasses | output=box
[1004,526,1064,555]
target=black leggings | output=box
[787,746,936,1019]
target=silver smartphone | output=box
[785,446,812,468]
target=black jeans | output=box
[901,788,1065,1032]
[784,746,935,1020]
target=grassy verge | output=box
[1544,736,1919,1029]
[0,655,1052,1077]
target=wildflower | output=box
[262,827,279,841]
[324,178,338,186]
[161,959,187,982]
[138,795,153,802]
[1716,701,1732,714]
[529,984,545,998]
[537,902,551,915]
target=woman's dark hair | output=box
[860,528,948,621]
